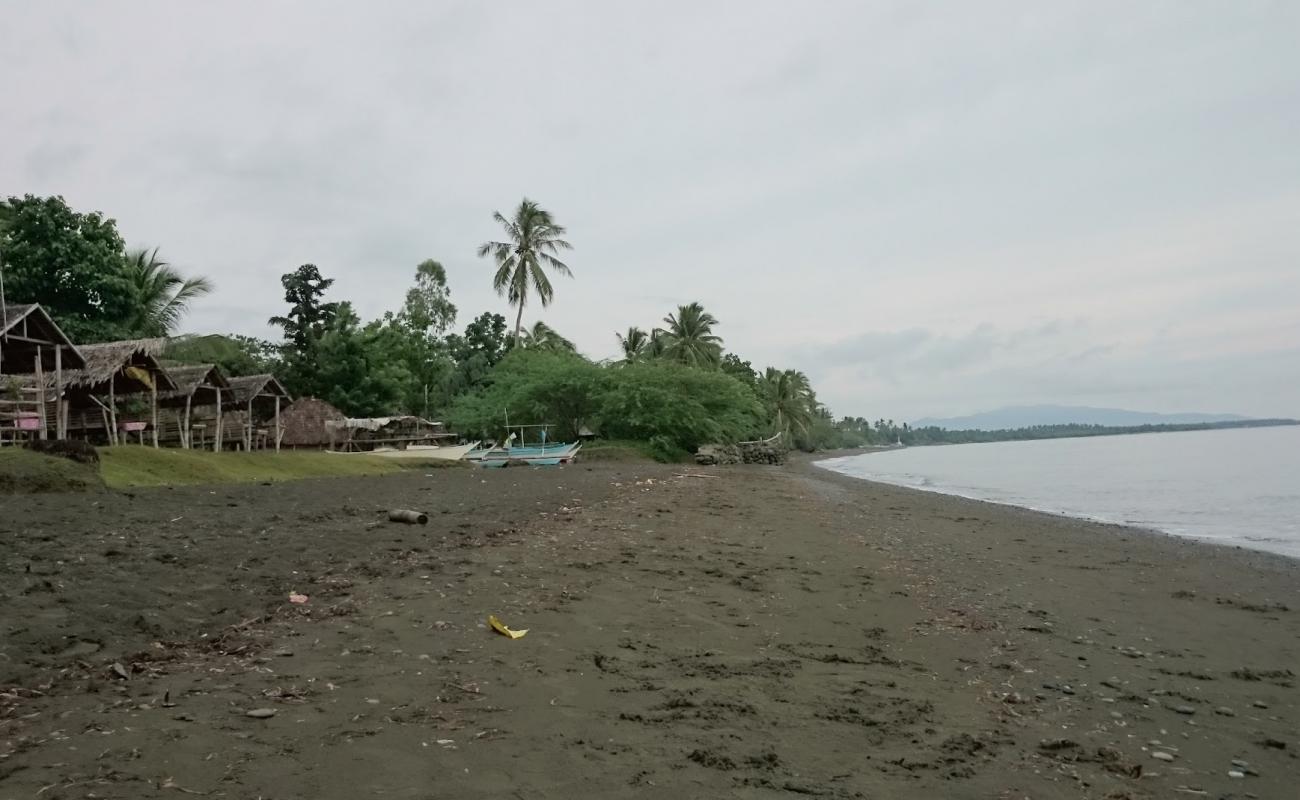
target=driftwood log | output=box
[388,509,429,525]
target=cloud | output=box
[1,1,1297,419]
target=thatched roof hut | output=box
[45,339,179,446]
[158,363,231,405]
[0,303,85,374]
[225,374,291,407]
[60,339,177,394]
[279,397,346,448]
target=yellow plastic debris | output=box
[488,615,528,639]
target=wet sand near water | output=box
[1,460,1297,798]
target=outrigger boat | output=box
[473,442,579,465]
[466,422,582,467]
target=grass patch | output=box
[579,439,674,463]
[97,446,455,489]
[0,448,105,494]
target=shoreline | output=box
[810,447,1300,562]
[2,462,1296,797]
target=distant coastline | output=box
[876,417,1298,447]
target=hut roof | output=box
[160,363,231,395]
[0,303,86,371]
[279,397,346,446]
[60,339,177,392]
[226,373,291,405]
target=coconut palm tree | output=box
[616,326,650,363]
[518,320,577,353]
[123,247,214,337]
[477,199,573,345]
[660,302,723,367]
[759,367,815,440]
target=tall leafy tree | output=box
[445,312,509,396]
[311,305,409,416]
[0,194,135,342]
[661,302,723,367]
[477,199,573,344]
[399,259,457,337]
[616,327,650,363]
[269,264,339,396]
[268,264,338,352]
[122,247,213,337]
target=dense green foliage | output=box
[448,350,765,461]
[597,361,764,459]
[0,195,212,341]
[449,350,607,442]
[165,334,281,377]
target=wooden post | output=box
[183,394,192,449]
[34,349,47,440]
[213,387,222,452]
[246,397,254,451]
[108,378,118,446]
[151,378,159,448]
[54,346,64,440]
[274,395,281,452]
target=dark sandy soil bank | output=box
[1,460,1296,798]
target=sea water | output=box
[817,425,1300,559]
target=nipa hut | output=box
[278,397,346,449]
[222,374,292,451]
[156,363,231,450]
[1,303,84,444]
[58,339,178,446]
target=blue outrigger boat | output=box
[470,442,582,467]
[465,423,582,467]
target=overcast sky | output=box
[3,1,1298,420]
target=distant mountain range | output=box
[913,405,1251,431]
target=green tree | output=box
[268,264,339,395]
[518,320,577,353]
[122,247,213,337]
[720,353,759,388]
[616,326,650,363]
[311,303,410,416]
[268,264,338,352]
[0,194,135,342]
[398,259,457,337]
[445,312,509,396]
[597,361,764,460]
[759,367,815,441]
[477,199,574,344]
[165,333,281,377]
[448,349,607,441]
[660,302,723,367]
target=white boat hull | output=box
[329,442,480,461]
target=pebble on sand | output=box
[1227,770,1245,778]
[245,708,277,719]
[1151,751,1176,761]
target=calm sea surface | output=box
[816,425,1300,559]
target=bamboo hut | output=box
[0,303,84,444]
[58,339,178,446]
[156,363,231,450]
[222,374,292,451]
[278,397,346,449]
